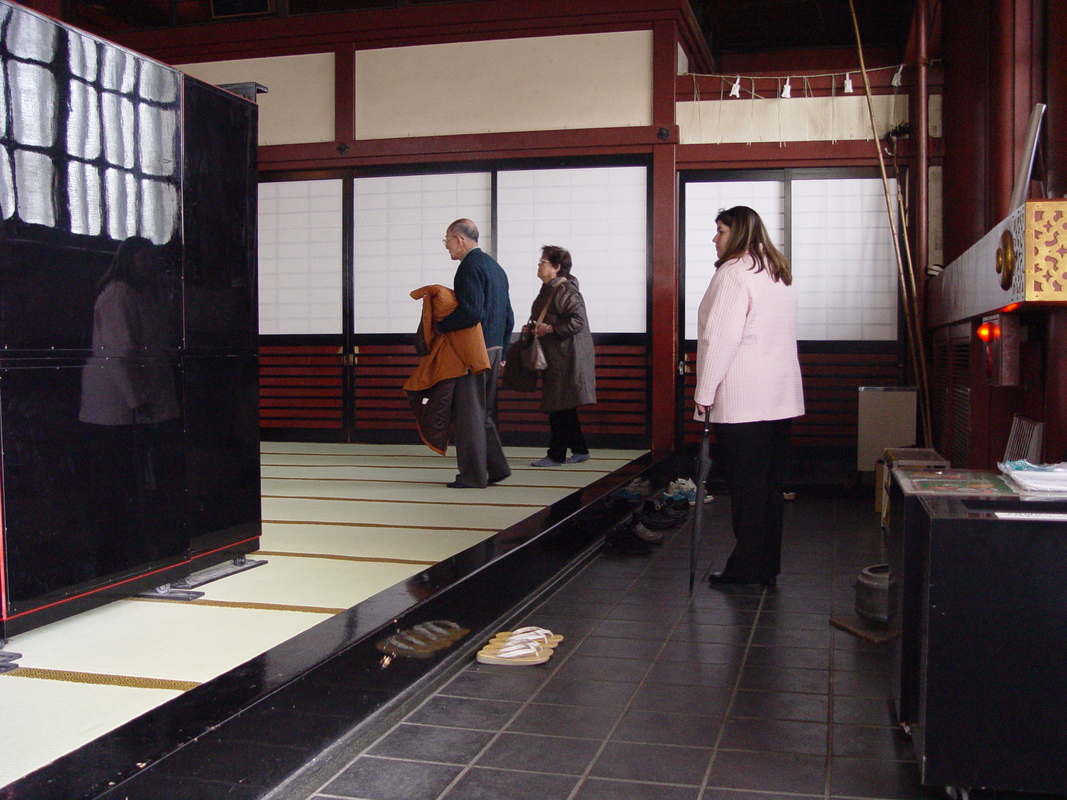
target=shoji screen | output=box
[683,176,897,341]
[684,181,785,339]
[497,166,647,333]
[352,172,492,333]
[258,179,343,335]
[790,177,898,340]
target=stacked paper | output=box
[998,460,1067,492]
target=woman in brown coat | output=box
[527,245,597,466]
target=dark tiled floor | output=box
[297,488,945,800]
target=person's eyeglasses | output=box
[538,259,550,265]
[442,235,457,245]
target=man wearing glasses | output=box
[438,219,514,488]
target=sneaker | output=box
[666,478,698,505]
[531,457,562,467]
[565,453,590,464]
[612,478,653,502]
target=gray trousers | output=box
[452,347,510,487]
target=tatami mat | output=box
[260,523,490,563]
[0,675,184,789]
[10,599,333,683]
[192,553,423,609]
[0,443,644,792]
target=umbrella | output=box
[690,415,712,594]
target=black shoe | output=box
[604,515,652,555]
[636,499,688,530]
[446,480,481,489]
[631,521,664,545]
[708,571,757,586]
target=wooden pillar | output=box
[989,0,1017,222]
[941,0,991,263]
[1047,0,1067,196]
[649,20,680,452]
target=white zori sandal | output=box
[486,626,563,648]
[476,639,552,666]
[476,627,561,666]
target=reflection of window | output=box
[0,3,180,242]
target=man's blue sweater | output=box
[437,247,514,351]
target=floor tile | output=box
[552,654,652,684]
[831,723,916,760]
[442,766,580,800]
[628,682,733,717]
[320,756,462,800]
[589,741,712,785]
[718,716,829,756]
[830,755,940,799]
[404,695,522,731]
[706,749,827,795]
[738,664,829,694]
[728,688,830,723]
[573,777,701,799]
[366,723,494,764]
[532,675,638,709]
[610,708,723,748]
[473,731,601,775]
[505,702,621,739]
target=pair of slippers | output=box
[476,626,563,666]
[376,620,470,658]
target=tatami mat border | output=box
[261,518,502,531]
[129,597,346,615]
[254,550,436,566]
[4,667,200,693]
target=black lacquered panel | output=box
[183,354,262,557]
[0,362,188,613]
[0,1,260,636]
[181,76,258,356]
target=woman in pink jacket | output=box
[694,206,804,588]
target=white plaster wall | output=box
[178,53,335,146]
[353,31,653,140]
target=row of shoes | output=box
[476,626,562,666]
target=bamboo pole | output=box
[847,0,934,447]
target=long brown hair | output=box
[715,205,792,285]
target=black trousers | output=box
[546,407,588,463]
[713,418,792,583]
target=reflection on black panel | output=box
[2,363,186,606]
